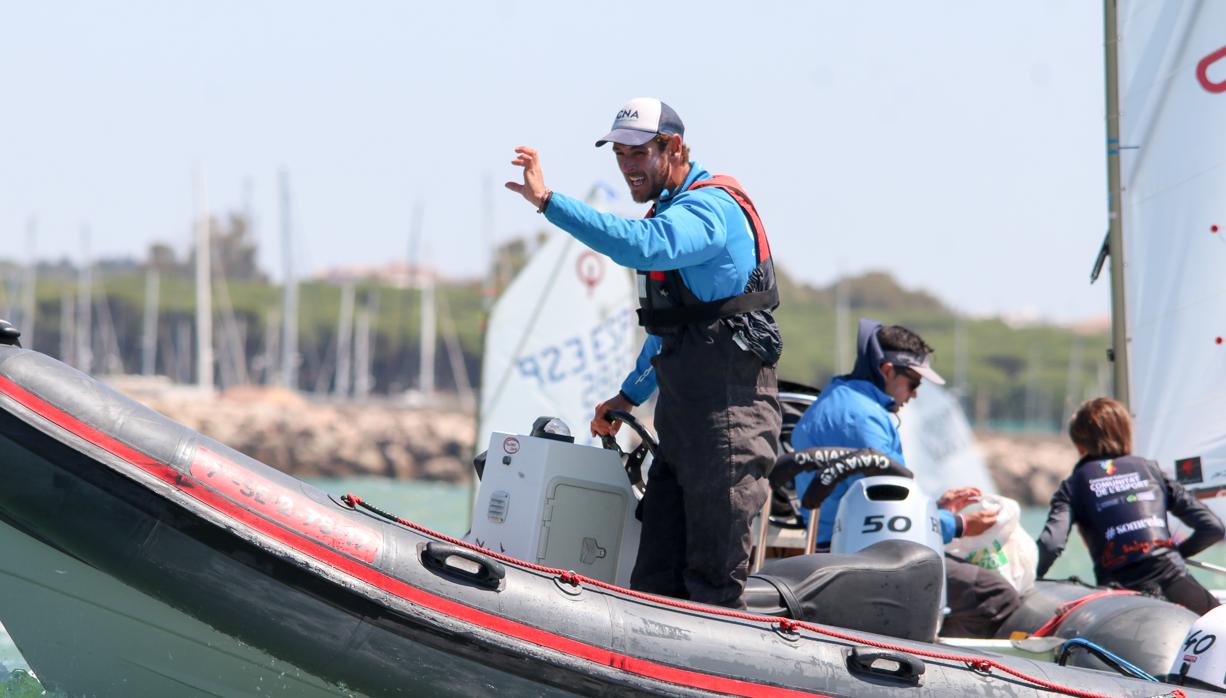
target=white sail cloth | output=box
[898,383,998,499]
[477,187,641,452]
[1118,1,1226,491]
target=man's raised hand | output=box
[505,146,550,210]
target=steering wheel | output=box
[598,409,657,498]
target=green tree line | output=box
[0,228,1109,430]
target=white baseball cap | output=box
[595,97,685,147]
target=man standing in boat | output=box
[506,97,782,608]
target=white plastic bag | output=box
[944,495,1037,594]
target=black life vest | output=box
[636,175,779,335]
[1068,455,1174,573]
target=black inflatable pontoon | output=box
[0,344,1205,697]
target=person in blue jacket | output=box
[792,318,948,546]
[792,318,1021,636]
[506,97,782,608]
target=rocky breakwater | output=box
[101,377,1077,501]
[111,378,477,482]
[976,431,1078,507]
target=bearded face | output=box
[613,141,674,203]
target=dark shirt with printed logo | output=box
[1036,454,1224,586]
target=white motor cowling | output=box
[831,476,944,555]
[831,476,947,610]
[1169,604,1226,691]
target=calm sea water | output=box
[3,478,1224,695]
[0,477,473,696]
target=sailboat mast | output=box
[142,267,160,376]
[335,281,355,398]
[77,226,92,374]
[279,170,299,391]
[437,289,474,411]
[22,218,36,349]
[261,308,280,385]
[408,202,435,399]
[194,167,214,392]
[420,248,436,399]
[59,291,74,366]
[353,294,375,401]
[1103,0,1131,407]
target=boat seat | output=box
[745,540,944,642]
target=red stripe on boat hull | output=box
[0,374,825,698]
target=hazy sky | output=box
[1,1,1112,323]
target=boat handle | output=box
[421,542,506,590]
[846,647,925,683]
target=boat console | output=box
[466,425,642,586]
[466,417,947,645]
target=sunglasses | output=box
[893,365,922,391]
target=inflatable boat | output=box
[0,339,1208,696]
[767,441,1205,682]
[944,578,1200,677]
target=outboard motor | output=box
[831,476,947,612]
[831,476,944,556]
[1169,604,1226,693]
[756,449,945,640]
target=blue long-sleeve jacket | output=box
[543,162,759,405]
[791,377,959,544]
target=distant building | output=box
[1069,314,1111,335]
[313,261,445,289]
[1001,306,1044,329]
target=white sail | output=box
[477,185,640,452]
[1117,1,1226,494]
[898,384,997,499]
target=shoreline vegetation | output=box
[3,233,1103,506]
[113,377,1075,507]
[1,228,1109,434]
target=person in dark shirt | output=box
[1037,397,1224,614]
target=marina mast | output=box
[194,166,214,392]
[279,169,299,391]
[1103,0,1130,406]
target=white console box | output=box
[466,431,641,586]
